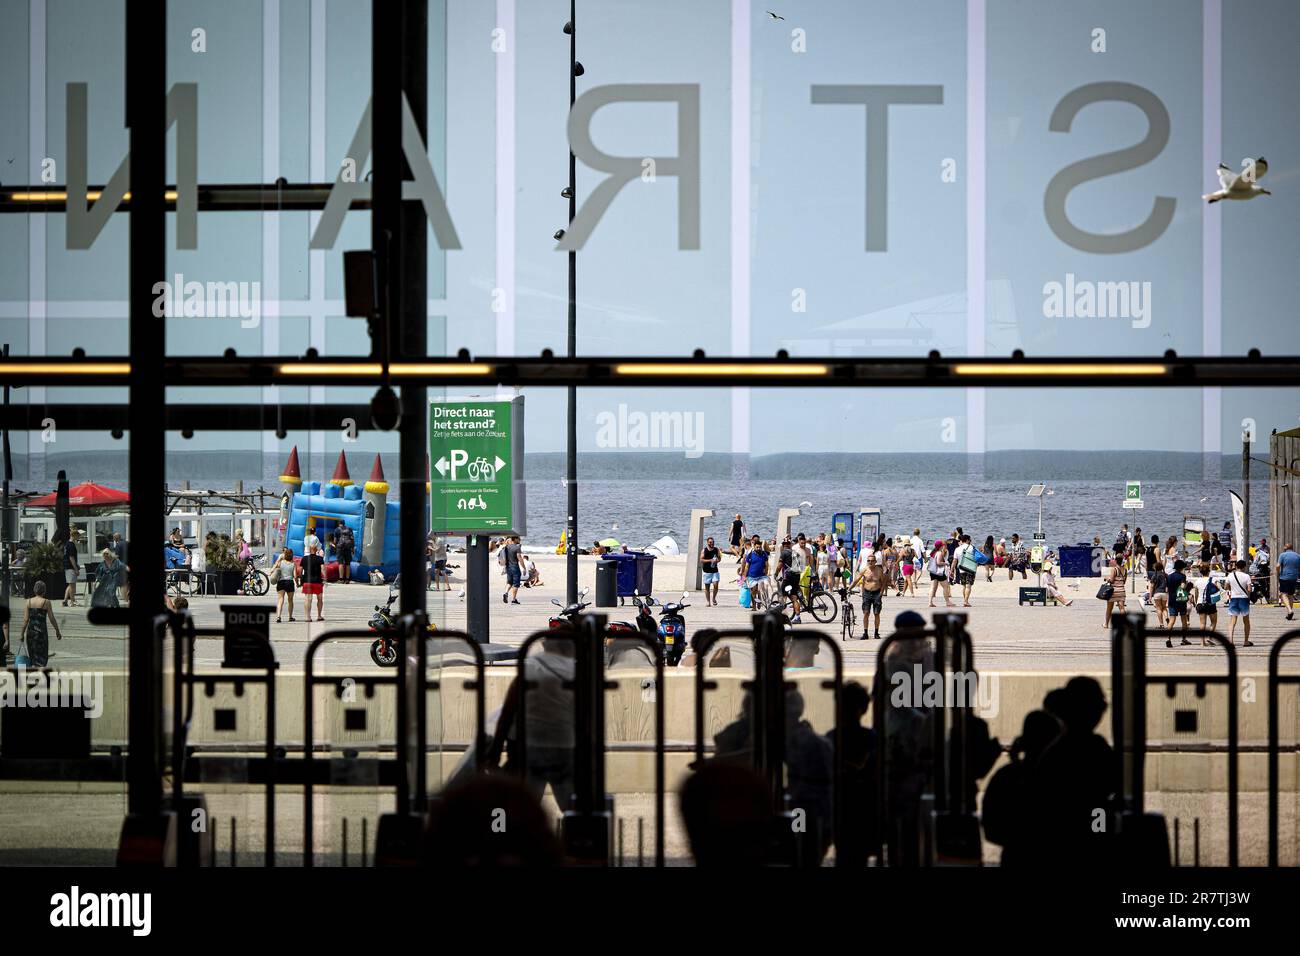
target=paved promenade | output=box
[23,553,1300,675]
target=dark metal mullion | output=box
[125,0,166,822]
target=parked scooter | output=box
[548,587,593,629]
[606,592,661,667]
[368,574,437,667]
[656,591,692,666]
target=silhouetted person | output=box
[424,775,563,867]
[783,689,834,865]
[680,761,773,866]
[1042,686,1069,722]
[487,635,576,808]
[1032,676,1119,866]
[873,610,935,866]
[708,688,833,865]
[827,680,877,867]
[981,710,1061,866]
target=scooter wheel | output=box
[370,639,399,667]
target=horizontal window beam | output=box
[1,354,1296,389]
[0,183,346,213]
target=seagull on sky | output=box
[767,11,785,21]
[1204,157,1271,203]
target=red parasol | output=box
[28,481,131,510]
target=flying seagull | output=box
[1204,157,1271,203]
[767,11,785,20]
[799,500,813,507]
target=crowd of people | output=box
[716,513,1299,645]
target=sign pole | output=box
[466,534,489,644]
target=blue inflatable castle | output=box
[278,447,401,580]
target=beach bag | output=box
[1096,582,1115,601]
[14,638,31,669]
[928,554,946,578]
[368,569,385,586]
[739,582,752,609]
[958,549,980,574]
[91,579,116,608]
[972,548,990,566]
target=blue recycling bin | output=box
[602,552,655,599]
[1059,544,1102,578]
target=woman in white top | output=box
[272,547,297,623]
[1223,559,1254,647]
[927,540,953,608]
[1163,536,1179,574]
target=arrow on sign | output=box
[435,457,450,477]
[494,456,506,472]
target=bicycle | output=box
[241,559,270,597]
[164,568,192,598]
[837,586,858,640]
[798,579,839,624]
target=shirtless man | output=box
[851,549,886,640]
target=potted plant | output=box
[206,534,245,595]
[22,541,66,599]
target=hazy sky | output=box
[1,0,1297,467]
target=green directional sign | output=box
[429,399,521,532]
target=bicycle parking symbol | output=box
[433,450,507,482]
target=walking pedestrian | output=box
[1224,560,1255,647]
[502,535,525,604]
[18,580,63,667]
[952,534,977,607]
[336,523,355,583]
[700,536,721,607]
[729,514,745,558]
[272,547,297,623]
[1195,574,1221,641]
[927,539,953,608]
[62,529,81,606]
[1164,559,1192,647]
[1101,556,1126,630]
[298,541,326,622]
[1277,542,1300,621]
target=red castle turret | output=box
[279,446,302,488]
[364,454,389,495]
[330,450,353,487]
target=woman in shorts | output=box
[927,540,953,608]
[1147,563,1169,628]
[273,547,296,623]
[1194,575,1220,642]
[899,544,917,597]
[1102,557,1127,629]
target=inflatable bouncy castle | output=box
[279,448,401,580]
